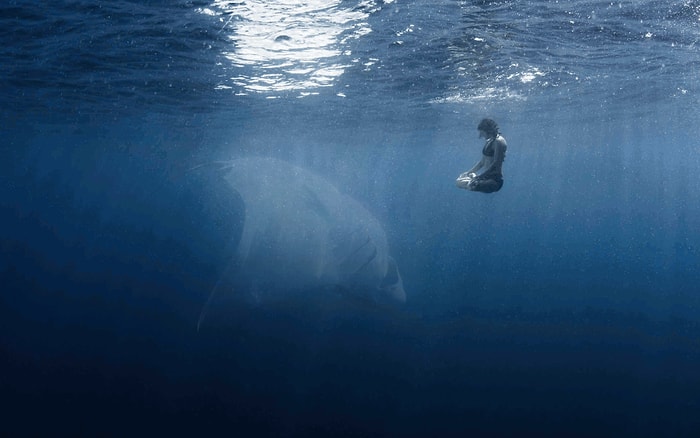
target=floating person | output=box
[456,118,507,193]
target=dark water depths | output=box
[2,1,700,436]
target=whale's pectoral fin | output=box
[380,256,406,303]
[197,257,239,332]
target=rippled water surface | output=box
[4,0,699,116]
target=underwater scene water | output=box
[3,0,700,436]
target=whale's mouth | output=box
[342,236,378,275]
[330,226,378,278]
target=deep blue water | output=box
[3,1,700,436]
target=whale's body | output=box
[223,157,405,303]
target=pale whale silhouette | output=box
[219,157,405,305]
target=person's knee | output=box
[474,179,503,193]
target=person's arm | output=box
[466,156,484,175]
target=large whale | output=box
[198,157,405,327]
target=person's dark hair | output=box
[477,118,499,136]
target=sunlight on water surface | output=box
[200,0,390,96]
